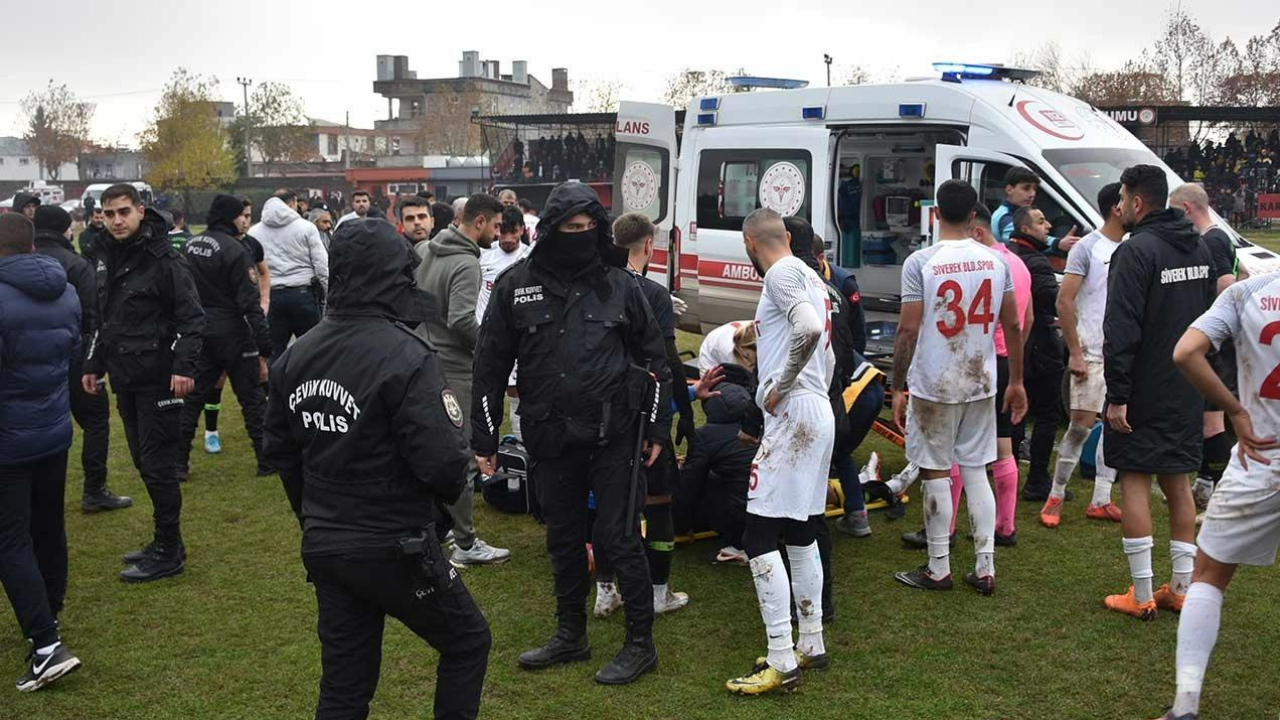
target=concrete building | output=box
[0,137,79,182]
[373,51,573,156]
[78,148,146,182]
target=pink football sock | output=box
[949,464,963,535]
[993,456,1019,536]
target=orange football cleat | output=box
[1086,502,1123,522]
[1039,496,1064,528]
[1153,583,1186,612]
[1104,586,1158,621]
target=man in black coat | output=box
[471,182,672,685]
[1009,207,1066,500]
[175,195,274,480]
[81,184,205,583]
[33,206,130,512]
[264,219,489,720]
[1102,164,1214,621]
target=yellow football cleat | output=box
[726,662,801,695]
[752,650,829,672]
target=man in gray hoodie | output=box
[415,192,511,566]
[250,193,328,360]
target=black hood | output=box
[12,192,39,213]
[206,194,244,235]
[703,382,753,425]
[326,218,430,325]
[783,216,824,275]
[1133,207,1201,253]
[531,182,626,268]
[33,229,75,253]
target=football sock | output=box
[960,465,996,577]
[1050,424,1091,500]
[749,551,796,672]
[204,388,223,432]
[1173,582,1223,717]
[1201,432,1231,484]
[644,505,675,586]
[886,463,919,495]
[947,464,963,535]
[992,456,1019,536]
[786,542,824,657]
[1123,535,1155,603]
[922,478,952,578]
[1091,432,1116,506]
[1170,541,1198,596]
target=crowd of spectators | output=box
[495,130,616,184]
[1164,128,1280,227]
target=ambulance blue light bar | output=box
[696,113,717,126]
[932,62,1041,82]
[699,97,720,111]
[801,106,825,120]
[899,103,926,118]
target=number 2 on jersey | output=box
[936,278,995,338]
[1259,321,1280,400]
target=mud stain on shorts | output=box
[789,419,816,465]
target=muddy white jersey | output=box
[754,256,834,400]
[1064,230,1122,362]
[1191,274,1280,483]
[901,238,1013,404]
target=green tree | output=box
[235,81,315,176]
[139,68,236,212]
[21,80,94,181]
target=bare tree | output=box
[1072,59,1179,107]
[20,80,94,181]
[1012,42,1095,95]
[239,82,315,176]
[838,64,871,86]
[661,69,732,109]
[573,78,623,112]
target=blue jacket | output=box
[0,253,81,466]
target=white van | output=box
[82,182,153,208]
[612,63,1279,333]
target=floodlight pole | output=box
[824,54,833,86]
[237,77,253,178]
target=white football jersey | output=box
[1064,230,1122,362]
[901,239,1013,404]
[1191,274,1280,484]
[754,256,834,400]
[698,320,750,376]
[477,243,531,321]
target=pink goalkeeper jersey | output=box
[991,243,1030,358]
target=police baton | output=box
[625,366,661,539]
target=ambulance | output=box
[611,63,1279,334]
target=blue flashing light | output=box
[933,62,997,77]
[899,103,926,118]
[801,106,825,120]
[696,113,717,126]
[699,97,720,111]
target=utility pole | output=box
[237,77,253,178]
[824,54,833,87]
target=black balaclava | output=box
[206,194,244,235]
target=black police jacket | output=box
[83,208,205,392]
[264,219,470,556]
[35,230,96,338]
[472,255,673,459]
[181,224,272,356]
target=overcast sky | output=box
[0,0,1270,147]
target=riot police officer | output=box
[81,183,205,583]
[176,195,273,480]
[472,182,673,685]
[263,219,490,720]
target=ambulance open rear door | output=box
[613,102,678,290]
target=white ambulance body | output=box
[612,65,1278,333]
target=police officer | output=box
[472,182,673,685]
[175,195,273,480]
[81,183,205,583]
[32,205,132,513]
[263,219,490,720]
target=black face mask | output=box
[540,228,600,272]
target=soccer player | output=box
[725,208,835,696]
[1041,182,1126,527]
[1101,164,1214,621]
[890,180,1027,596]
[1160,274,1280,720]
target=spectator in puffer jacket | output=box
[0,213,84,691]
[250,195,328,359]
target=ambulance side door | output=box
[614,102,678,290]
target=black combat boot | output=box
[120,534,186,583]
[518,616,590,670]
[594,631,657,685]
[82,487,133,513]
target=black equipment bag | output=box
[481,438,541,520]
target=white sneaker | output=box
[594,581,624,618]
[887,463,920,495]
[653,584,689,614]
[858,451,882,485]
[715,546,748,565]
[450,539,511,566]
